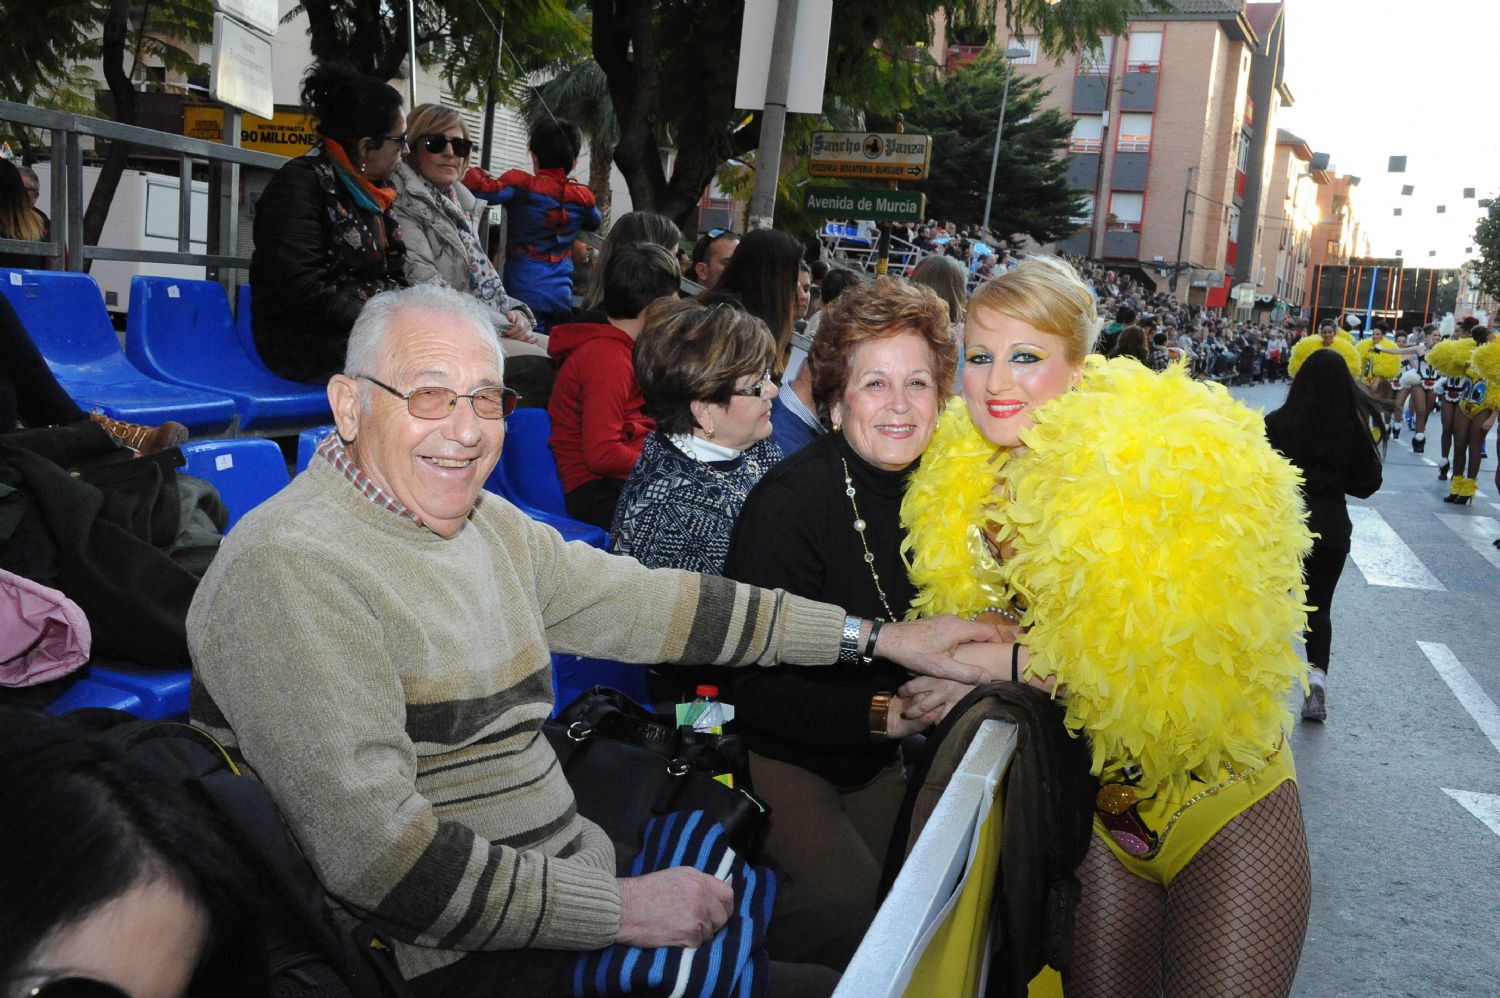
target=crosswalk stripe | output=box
[1420,642,1500,758]
[1347,506,1446,590]
[1421,456,1437,467]
[1437,514,1500,572]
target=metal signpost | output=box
[808,131,932,181]
[208,0,275,289]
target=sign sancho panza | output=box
[804,187,925,223]
[809,131,932,181]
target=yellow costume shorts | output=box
[1097,740,1295,886]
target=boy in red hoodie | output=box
[548,242,682,529]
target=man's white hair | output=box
[343,284,504,386]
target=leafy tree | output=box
[518,60,619,228]
[584,0,1154,227]
[903,49,1084,242]
[1472,199,1500,303]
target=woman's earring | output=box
[706,423,716,440]
[832,422,842,433]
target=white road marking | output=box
[1442,789,1500,838]
[1420,642,1500,759]
[1347,506,1445,590]
[1421,456,1438,467]
[1490,503,1500,516]
[1437,514,1500,572]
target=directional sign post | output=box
[804,187,926,224]
[808,131,932,181]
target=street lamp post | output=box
[980,42,1034,236]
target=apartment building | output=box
[1248,129,1325,314]
[1305,172,1372,301]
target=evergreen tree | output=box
[904,49,1085,243]
[1472,199,1500,302]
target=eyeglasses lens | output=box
[27,978,133,998]
[421,135,473,157]
[405,387,516,420]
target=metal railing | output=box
[0,98,286,271]
[834,719,1018,997]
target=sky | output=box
[1275,0,1500,267]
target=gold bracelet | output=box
[868,691,894,739]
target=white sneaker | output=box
[1302,682,1326,722]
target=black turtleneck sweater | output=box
[723,431,915,788]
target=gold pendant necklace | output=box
[842,457,896,621]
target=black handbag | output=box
[544,687,770,866]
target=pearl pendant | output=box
[853,518,866,532]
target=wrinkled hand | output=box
[897,677,975,723]
[876,615,1003,684]
[616,868,733,949]
[504,310,538,343]
[886,691,947,738]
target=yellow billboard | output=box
[183,106,319,157]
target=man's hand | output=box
[616,868,733,949]
[875,615,1003,684]
[896,677,975,723]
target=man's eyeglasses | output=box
[359,375,519,419]
[13,974,131,997]
[419,134,473,158]
[729,373,775,398]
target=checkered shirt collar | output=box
[316,431,424,528]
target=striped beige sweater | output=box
[187,458,845,979]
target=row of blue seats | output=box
[47,421,648,721]
[0,268,330,433]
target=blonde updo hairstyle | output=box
[966,255,1102,363]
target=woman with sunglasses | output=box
[392,103,557,406]
[0,710,267,998]
[248,61,408,383]
[899,258,1313,995]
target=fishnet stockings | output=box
[1065,781,1310,997]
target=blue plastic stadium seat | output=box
[296,424,336,474]
[44,673,147,717]
[550,653,652,717]
[126,277,330,431]
[0,268,236,432]
[181,438,290,530]
[499,408,571,516]
[87,665,192,720]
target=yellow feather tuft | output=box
[903,358,1313,799]
[1470,339,1500,409]
[1427,338,1476,379]
[1355,338,1403,379]
[1288,335,1360,378]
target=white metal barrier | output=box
[834,718,1018,998]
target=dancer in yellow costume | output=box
[1442,329,1499,504]
[1288,319,1360,378]
[900,257,1313,996]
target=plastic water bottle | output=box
[690,684,725,735]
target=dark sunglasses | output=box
[359,375,519,419]
[728,373,775,398]
[419,134,474,158]
[16,976,131,997]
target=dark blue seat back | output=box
[296,425,336,474]
[500,408,569,515]
[181,438,291,531]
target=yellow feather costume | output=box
[902,358,1312,801]
[1469,339,1500,410]
[1356,338,1403,380]
[1288,334,1360,378]
[1426,338,1476,379]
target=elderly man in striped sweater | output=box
[187,284,994,998]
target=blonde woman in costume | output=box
[899,257,1313,996]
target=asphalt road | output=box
[1228,380,1500,998]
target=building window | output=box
[1070,115,1104,153]
[1116,113,1153,153]
[1108,191,1143,230]
[1236,133,1251,172]
[1125,31,1162,72]
[1073,193,1096,225]
[1078,36,1114,75]
[1327,239,1340,255]
[1007,36,1040,65]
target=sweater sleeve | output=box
[392,203,446,290]
[577,343,647,479]
[250,159,365,334]
[515,509,844,668]
[188,539,623,954]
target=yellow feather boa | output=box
[1356,339,1403,380]
[1288,334,1360,377]
[902,358,1312,798]
[1427,338,1476,379]
[1470,339,1500,409]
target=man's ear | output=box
[328,375,362,444]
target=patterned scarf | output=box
[323,138,397,214]
[424,177,510,307]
